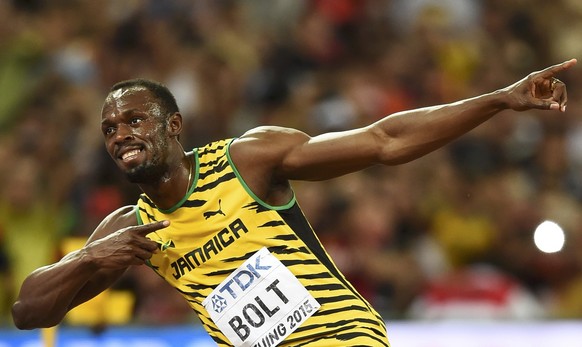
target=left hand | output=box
[502,58,577,112]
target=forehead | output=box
[101,86,156,117]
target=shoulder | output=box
[86,205,138,244]
[229,126,310,175]
[237,125,308,141]
[228,126,306,202]
[230,126,310,159]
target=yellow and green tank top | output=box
[136,139,390,346]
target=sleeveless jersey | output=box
[136,139,390,346]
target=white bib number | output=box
[202,247,320,347]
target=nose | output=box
[114,123,134,142]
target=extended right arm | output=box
[11,206,167,329]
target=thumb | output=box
[528,97,560,111]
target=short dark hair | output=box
[109,78,180,116]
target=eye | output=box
[104,126,116,136]
[130,117,143,125]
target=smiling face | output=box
[101,87,172,184]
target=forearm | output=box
[374,89,507,164]
[12,249,99,329]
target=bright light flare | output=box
[533,220,565,253]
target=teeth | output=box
[121,149,140,160]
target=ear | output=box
[167,112,183,138]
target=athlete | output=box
[12,58,576,346]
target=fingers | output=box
[131,220,170,236]
[551,78,568,112]
[131,220,169,253]
[526,59,575,112]
[540,77,568,112]
[120,221,169,256]
[537,58,577,79]
[120,237,158,266]
[133,247,156,262]
[131,221,171,265]
[135,236,160,252]
[117,236,158,266]
[85,220,170,269]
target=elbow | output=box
[12,300,59,330]
[12,301,33,330]
[11,301,38,330]
[370,124,407,165]
[376,136,440,165]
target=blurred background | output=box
[1,0,582,343]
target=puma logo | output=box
[204,199,226,219]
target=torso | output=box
[135,139,390,346]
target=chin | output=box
[126,170,149,183]
[125,161,168,184]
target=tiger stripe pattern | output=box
[136,138,390,346]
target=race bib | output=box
[202,247,320,347]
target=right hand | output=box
[83,220,169,269]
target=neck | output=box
[138,152,193,210]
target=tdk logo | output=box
[210,294,228,313]
[218,255,272,301]
[203,248,320,346]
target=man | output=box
[12,59,576,346]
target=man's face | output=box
[101,87,170,183]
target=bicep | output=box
[235,125,383,181]
[85,205,138,245]
[283,126,385,180]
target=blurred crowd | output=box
[2,0,582,328]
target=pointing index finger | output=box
[538,58,577,78]
[133,220,170,236]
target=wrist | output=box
[488,88,511,111]
[77,247,100,272]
